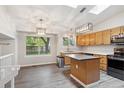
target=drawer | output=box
[100,59,107,64]
[100,64,107,71]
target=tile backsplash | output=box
[79,45,124,55]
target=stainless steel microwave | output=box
[111,34,124,44]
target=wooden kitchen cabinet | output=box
[76,34,86,46]
[76,26,124,46]
[76,35,81,45]
[64,56,71,65]
[81,35,86,46]
[85,34,89,46]
[111,27,121,36]
[121,26,124,34]
[93,54,107,71]
[102,30,111,44]
[95,32,103,45]
[89,33,96,45]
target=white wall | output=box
[0,6,16,39]
[0,46,1,56]
[57,33,81,55]
[0,40,15,55]
[0,6,18,66]
[79,12,124,54]
[0,6,17,59]
[94,12,124,31]
[17,32,57,67]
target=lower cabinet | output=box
[94,55,107,71]
[64,56,71,65]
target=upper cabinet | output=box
[111,27,121,36]
[121,26,124,34]
[76,35,81,45]
[76,34,85,46]
[76,26,123,46]
[95,32,103,45]
[85,34,89,46]
[89,33,96,45]
[103,30,111,45]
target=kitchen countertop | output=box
[61,51,113,56]
[66,54,99,61]
[60,51,83,54]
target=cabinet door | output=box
[100,64,107,71]
[96,32,103,45]
[76,35,83,46]
[93,55,107,71]
[81,35,86,45]
[103,30,111,44]
[89,33,96,45]
[76,35,85,46]
[76,35,81,45]
[85,34,89,46]
[64,56,71,65]
[121,26,124,34]
[111,27,121,36]
[70,60,80,79]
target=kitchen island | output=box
[66,54,100,87]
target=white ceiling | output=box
[5,5,124,34]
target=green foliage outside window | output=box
[63,35,75,46]
[26,36,50,55]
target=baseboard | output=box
[70,74,99,88]
[20,62,56,67]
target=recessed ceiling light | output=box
[89,5,111,15]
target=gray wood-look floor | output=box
[15,64,124,88]
[15,64,83,88]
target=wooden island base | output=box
[67,54,100,87]
[70,74,100,88]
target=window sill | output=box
[25,54,52,57]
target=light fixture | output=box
[36,28,46,35]
[89,5,110,15]
[36,18,46,35]
[75,23,93,34]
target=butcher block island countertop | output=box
[66,54,100,87]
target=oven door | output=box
[108,56,124,70]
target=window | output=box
[26,36,50,55]
[63,35,75,46]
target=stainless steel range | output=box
[107,48,124,80]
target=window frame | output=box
[25,35,51,57]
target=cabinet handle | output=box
[76,64,78,69]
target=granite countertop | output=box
[61,51,83,54]
[66,54,99,61]
[61,51,113,56]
